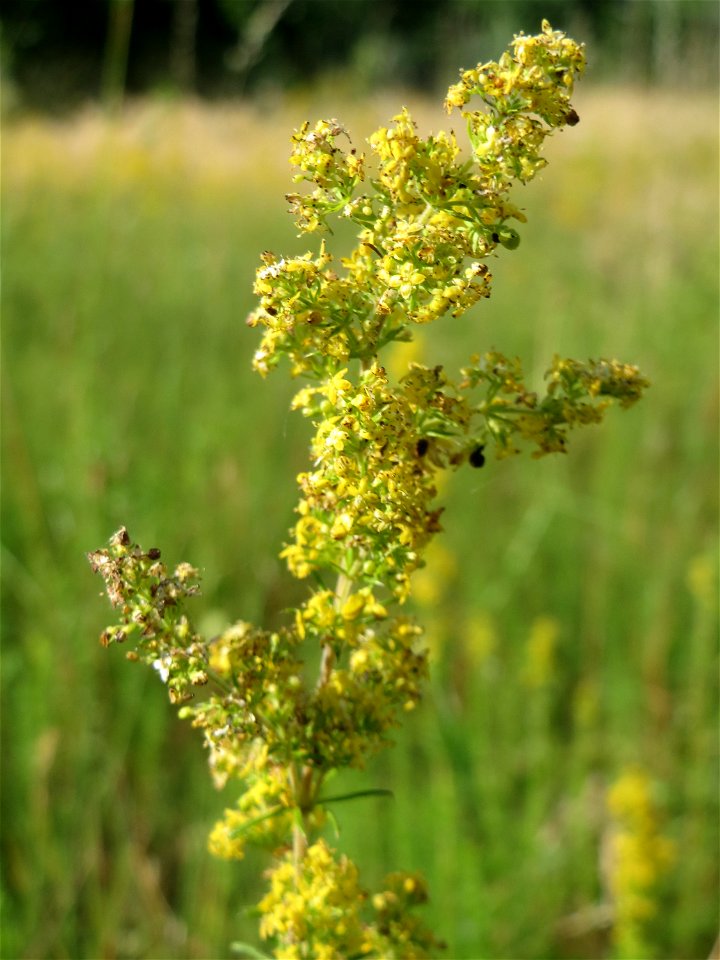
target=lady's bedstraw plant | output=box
[90,22,648,958]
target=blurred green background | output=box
[2,2,718,959]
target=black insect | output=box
[469,445,486,468]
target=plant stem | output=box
[102,0,135,113]
[290,764,309,877]
[316,569,354,689]
[317,642,335,688]
[292,817,308,874]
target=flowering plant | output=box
[89,21,647,957]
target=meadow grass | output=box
[2,87,718,959]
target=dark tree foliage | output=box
[1,0,717,112]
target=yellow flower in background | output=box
[462,611,497,669]
[605,769,675,959]
[686,552,717,609]
[412,541,458,608]
[572,677,600,731]
[385,334,427,382]
[521,615,560,688]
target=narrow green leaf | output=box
[229,942,272,959]
[326,806,341,839]
[227,804,286,839]
[317,788,394,806]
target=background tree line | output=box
[2,0,718,113]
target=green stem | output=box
[317,788,394,806]
[292,819,307,878]
[290,764,309,876]
[102,0,135,113]
[316,569,354,689]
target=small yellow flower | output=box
[521,615,560,688]
[606,769,676,956]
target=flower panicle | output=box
[248,22,584,382]
[258,839,444,959]
[89,21,650,960]
[282,353,648,594]
[88,527,207,703]
[605,769,676,958]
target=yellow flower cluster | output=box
[285,355,647,597]
[248,244,365,377]
[259,840,443,959]
[546,356,650,409]
[521,615,561,688]
[259,839,368,959]
[179,619,306,786]
[367,871,445,959]
[445,19,585,189]
[461,351,649,458]
[305,615,427,769]
[209,761,295,860]
[286,119,365,233]
[606,770,675,958]
[285,363,450,597]
[87,528,207,704]
[248,23,586,381]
